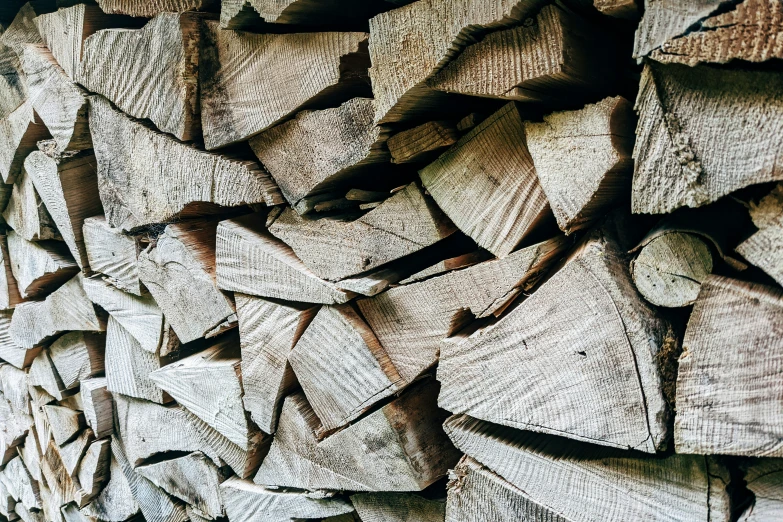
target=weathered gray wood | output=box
[1,456,40,511]
[737,183,783,287]
[88,94,282,232]
[200,21,369,149]
[634,0,724,58]
[75,438,109,504]
[82,217,143,295]
[58,428,93,476]
[388,120,458,165]
[740,459,783,521]
[0,232,23,311]
[3,166,61,242]
[0,101,51,185]
[676,275,783,457]
[0,479,15,521]
[220,0,385,28]
[419,103,549,257]
[398,250,490,285]
[352,492,445,522]
[48,331,104,390]
[0,396,32,467]
[29,349,67,400]
[96,0,219,17]
[79,452,139,522]
[79,377,111,439]
[7,231,78,298]
[0,311,39,369]
[43,405,83,445]
[0,3,35,122]
[105,316,167,404]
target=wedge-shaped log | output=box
[236,294,317,433]
[740,459,783,521]
[48,331,104,390]
[59,428,93,476]
[105,316,166,404]
[420,103,548,257]
[290,304,403,432]
[0,5,34,122]
[78,453,138,522]
[220,0,387,28]
[249,98,391,210]
[10,275,104,349]
[358,237,566,383]
[75,438,110,503]
[1,456,40,511]
[737,183,783,287]
[269,183,455,281]
[254,380,460,491]
[79,378,111,439]
[96,0,219,17]
[445,415,732,522]
[388,120,458,165]
[24,150,102,271]
[633,0,725,58]
[216,213,354,304]
[3,167,60,241]
[633,62,783,214]
[0,363,29,413]
[82,217,143,295]
[0,101,50,184]
[201,21,369,149]
[526,96,634,234]
[89,95,282,231]
[352,493,445,522]
[0,233,24,310]
[43,405,83,445]
[7,232,78,298]
[79,12,202,141]
[29,349,68,400]
[676,276,783,457]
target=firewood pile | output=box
[0,0,780,520]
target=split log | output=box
[10,274,104,349]
[79,377,112,438]
[216,213,354,305]
[248,97,391,210]
[43,405,83,445]
[398,250,491,285]
[419,103,549,257]
[75,439,110,503]
[104,316,167,404]
[18,429,42,486]
[0,312,38,368]
[352,493,445,522]
[675,276,783,457]
[78,12,202,141]
[0,3,43,119]
[444,414,732,522]
[24,150,102,270]
[7,232,78,298]
[632,62,783,214]
[358,236,566,383]
[0,480,15,521]
[138,220,236,344]
[0,233,23,310]
[82,217,143,295]
[200,21,370,149]
[633,0,724,58]
[2,167,61,241]
[388,120,458,165]
[88,95,283,232]
[0,364,29,413]
[2,457,40,511]
[0,397,31,466]
[29,350,68,400]
[254,380,460,491]
[740,459,783,521]
[289,303,403,432]
[58,393,83,413]
[48,332,104,390]
[594,0,639,19]
[0,101,51,184]
[78,453,139,522]
[58,428,93,476]
[235,294,317,434]
[219,0,386,28]
[525,96,634,234]
[96,0,219,17]
[737,183,783,287]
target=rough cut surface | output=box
[220,0,387,28]
[740,459,783,521]
[353,492,445,522]
[737,183,783,287]
[96,0,219,17]
[2,166,60,242]
[633,0,725,58]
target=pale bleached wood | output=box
[43,405,83,445]
[78,12,202,141]
[10,274,104,349]
[79,453,139,522]
[0,310,39,369]
[525,96,634,234]
[82,216,142,295]
[75,439,110,504]
[0,101,50,185]
[235,293,316,434]
[444,414,732,522]
[18,429,42,485]
[0,363,28,414]
[0,479,15,521]
[388,120,458,165]
[96,0,219,17]
[220,0,386,28]
[58,428,93,476]
[88,94,282,232]
[0,232,23,310]
[740,459,783,521]
[0,5,32,122]
[79,377,111,439]
[200,21,369,149]
[0,394,32,466]
[48,331,104,390]
[632,62,783,214]
[105,316,166,404]
[737,183,783,287]
[254,380,460,491]
[269,183,456,281]
[7,231,78,298]
[358,237,566,383]
[29,349,68,401]
[15,503,46,522]
[249,97,391,210]
[221,476,353,522]
[1,456,40,511]
[3,166,61,241]
[675,275,783,457]
[594,0,639,18]
[419,103,549,257]
[138,220,236,344]
[352,492,445,522]
[216,213,354,304]
[289,303,403,432]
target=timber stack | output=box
[0,0,780,521]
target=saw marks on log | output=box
[82,216,143,296]
[741,459,783,521]
[6,231,77,298]
[353,492,445,522]
[96,0,219,17]
[737,183,783,287]
[3,165,61,242]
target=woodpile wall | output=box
[0,0,780,521]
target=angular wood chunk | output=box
[79,12,202,141]
[368,0,539,124]
[75,439,110,503]
[420,103,549,257]
[88,94,282,232]
[220,0,386,28]
[136,452,226,519]
[24,150,101,270]
[352,493,444,522]
[290,304,403,432]
[388,120,458,165]
[59,428,93,476]
[96,0,219,17]
[0,363,29,413]
[358,237,566,383]
[0,233,24,310]
[105,316,166,404]
[82,216,143,295]
[0,5,33,122]
[201,21,369,149]
[740,459,783,521]
[7,231,78,298]
[438,225,676,453]
[78,453,139,522]
[633,0,725,58]
[221,477,353,522]
[632,62,783,215]
[2,456,40,511]
[216,213,353,304]
[43,405,83,445]
[0,101,51,185]
[21,44,90,152]
[676,276,783,457]
[254,380,460,491]
[29,349,67,400]
[737,183,783,287]
[594,0,639,19]
[249,98,391,210]
[0,480,15,521]
[526,96,634,234]
[269,183,455,281]
[48,332,104,390]
[236,294,317,434]
[3,167,60,242]
[79,378,112,439]
[444,415,731,522]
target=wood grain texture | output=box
[43,405,83,445]
[2,456,41,511]
[78,12,202,141]
[219,0,386,28]
[29,349,68,401]
[0,101,51,185]
[268,183,455,281]
[58,428,93,476]
[0,232,24,310]
[79,453,139,522]
[96,0,219,17]
[200,21,370,149]
[633,0,724,58]
[419,103,549,257]
[105,316,166,403]
[7,231,78,298]
[48,331,104,390]
[75,438,110,503]
[358,237,566,383]
[82,216,142,295]
[632,62,783,214]
[352,492,445,522]
[88,94,282,232]
[388,120,458,165]
[740,459,783,521]
[3,166,61,242]
[737,183,783,287]
[249,97,391,210]
[0,3,37,121]
[79,377,112,439]
[675,276,783,457]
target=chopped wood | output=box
[219,0,386,28]
[3,166,61,241]
[345,188,388,203]
[419,103,549,257]
[29,349,68,400]
[48,332,104,390]
[0,233,24,310]
[58,428,93,476]
[18,429,42,484]
[96,0,219,17]
[248,97,391,210]
[740,459,783,521]
[82,216,143,295]
[200,21,370,149]
[7,231,78,298]
[633,0,725,58]
[79,377,112,439]
[737,183,783,287]
[104,316,167,404]
[88,94,283,232]
[398,250,491,285]
[675,276,783,457]
[352,493,445,522]
[0,101,51,185]
[0,364,29,413]
[43,405,83,446]
[2,456,40,511]
[74,439,109,502]
[388,120,459,165]
[594,0,639,19]
[78,454,139,522]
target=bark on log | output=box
[3,166,61,242]
[82,217,143,296]
[7,231,78,298]
[0,233,25,310]
[388,120,459,165]
[737,183,783,287]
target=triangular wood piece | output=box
[79,452,139,522]
[105,316,167,404]
[79,377,111,439]
[74,438,110,504]
[82,216,143,295]
[388,120,459,165]
[48,331,104,390]
[0,101,51,185]
[96,0,219,17]
[740,458,783,521]
[3,166,61,241]
[43,405,83,445]
[58,428,93,476]
[737,183,783,287]
[29,349,67,400]
[352,493,444,522]
[1,456,40,511]
[7,231,78,298]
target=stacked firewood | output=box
[0,0,780,520]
